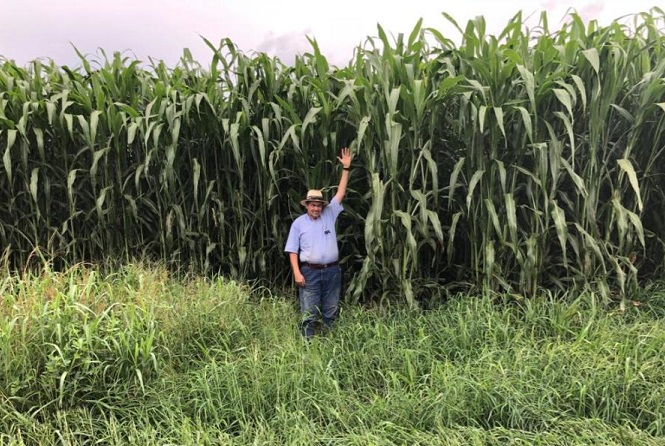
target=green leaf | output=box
[394,210,417,253]
[30,168,39,205]
[478,105,487,133]
[493,106,506,139]
[626,209,645,247]
[3,129,16,183]
[550,200,568,268]
[90,147,110,189]
[96,186,113,220]
[484,198,502,241]
[448,157,465,211]
[301,106,321,140]
[467,170,485,212]
[505,193,517,245]
[560,157,588,198]
[553,89,574,118]
[67,169,78,203]
[581,48,600,75]
[447,212,461,264]
[617,158,643,212]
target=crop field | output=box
[2,7,665,445]
[1,263,664,445]
[1,9,664,305]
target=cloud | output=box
[256,30,313,63]
[2,0,655,68]
[541,0,559,8]
[579,1,606,20]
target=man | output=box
[285,147,351,338]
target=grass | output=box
[1,263,664,445]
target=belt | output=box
[301,261,339,269]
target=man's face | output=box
[306,201,324,219]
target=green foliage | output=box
[0,265,163,416]
[1,264,665,444]
[1,9,665,304]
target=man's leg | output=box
[299,267,321,337]
[321,265,342,330]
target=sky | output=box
[0,0,660,69]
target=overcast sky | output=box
[0,0,660,69]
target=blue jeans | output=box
[299,265,342,337]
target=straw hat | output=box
[300,189,329,206]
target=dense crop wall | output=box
[1,10,664,304]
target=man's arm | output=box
[333,147,352,204]
[289,252,305,287]
[285,222,306,287]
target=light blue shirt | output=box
[284,197,343,264]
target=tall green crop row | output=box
[345,10,665,303]
[436,11,665,300]
[0,10,664,304]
